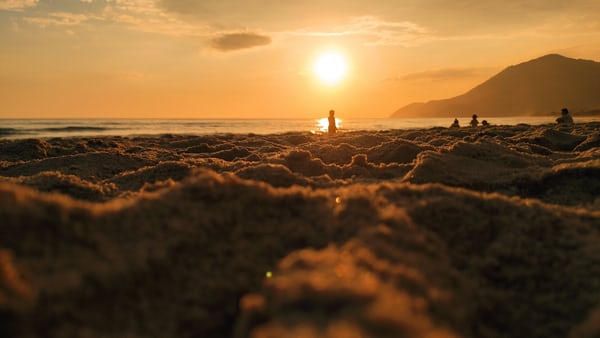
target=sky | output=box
[2,0,600,119]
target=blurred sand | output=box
[1,123,599,338]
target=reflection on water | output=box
[315,118,343,133]
[2,116,600,139]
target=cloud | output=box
[209,32,271,52]
[157,0,209,16]
[24,12,90,27]
[288,16,431,47]
[341,16,430,46]
[0,0,38,11]
[155,1,600,37]
[157,2,432,47]
[392,67,496,82]
[9,0,600,50]
[96,0,209,36]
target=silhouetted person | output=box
[469,114,479,127]
[328,110,337,134]
[556,108,574,124]
[482,120,490,127]
[450,118,460,128]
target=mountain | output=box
[391,54,600,118]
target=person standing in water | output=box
[328,110,337,134]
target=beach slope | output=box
[1,123,599,338]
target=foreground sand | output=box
[1,123,599,338]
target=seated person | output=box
[450,118,460,128]
[556,108,574,124]
[469,114,479,127]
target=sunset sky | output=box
[2,0,600,119]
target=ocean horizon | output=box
[2,116,600,139]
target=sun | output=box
[313,51,348,85]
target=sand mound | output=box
[0,123,599,338]
[0,171,116,201]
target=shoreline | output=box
[2,116,600,140]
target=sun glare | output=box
[316,117,342,133]
[313,51,348,85]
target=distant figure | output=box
[328,110,337,134]
[482,120,490,127]
[450,118,460,128]
[556,108,574,124]
[470,114,479,127]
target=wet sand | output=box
[1,123,599,338]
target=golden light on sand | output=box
[313,51,348,85]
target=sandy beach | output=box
[1,122,599,338]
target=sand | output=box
[0,123,599,338]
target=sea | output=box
[1,117,599,139]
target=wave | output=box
[0,128,25,136]
[1,126,112,138]
[40,126,110,132]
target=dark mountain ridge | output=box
[391,54,600,118]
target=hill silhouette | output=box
[391,54,600,118]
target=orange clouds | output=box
[209,32,271,52]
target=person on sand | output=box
[482,120,490,127]
[450,118,460,128]
[469,114,479,127]
[328,110,337,134]
[556,108,574,124]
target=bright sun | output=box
[313,51,348,85]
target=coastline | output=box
[1,122,599,338]
[3,116,600,140]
